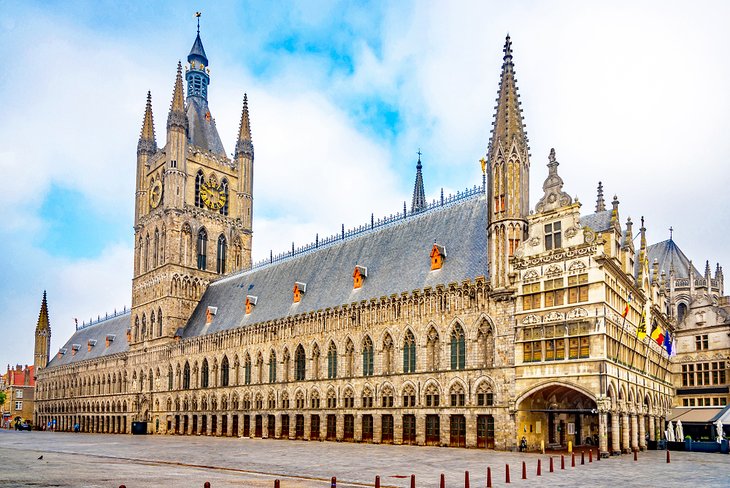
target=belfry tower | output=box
[33,291,51,375]
[130,24,254,347]
[486,35,530,291]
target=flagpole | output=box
[613,294,632,363]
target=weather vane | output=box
[195,11,202,33]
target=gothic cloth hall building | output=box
[34,30,729,455]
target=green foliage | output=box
[0,391,6,406]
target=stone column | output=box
[262,414,269,438]
[630,414,639,451]
[415,413,426,445]
[621,413,631,453]
[466,413,477,448]
[304,414,312,440]
[599,411,609,458]
[336,413,344,441]
[648,414,655,442]
[393,414,403,444]
[354,413,362,442]
[274,414,282,439]
[638,414,646,450]
[440,414,450,447]
[611,412,621,455]
[373,414,382,443]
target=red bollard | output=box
[521,461,527,480]
[465,470,470,488]
[666,450,671,463]
[549,456,554,472]
[331,476,336,488]
[120,486,126,488]
[375,476,380,488]
[581,451,585,465]
[439,473,445,488]
[634,450,638,461]
[571,452,576,467]
[486,467,492,488]
[410,474,415,488]
[204,483,211,488]
[275,481,280,488]
[536,459,542,476]
[561,454,565,470]
[589,449,593,463]
[505,463,511,484]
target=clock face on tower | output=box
[200,180,227,210]
[149,180,163,208]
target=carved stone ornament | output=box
[565,226,578,239]
[522,314,540,325]
[546,264,562,277]
[513,244,597,270]
[529,236,540,246]
[544,310,565,322]
[523,269,540,281]
[583,228,596,244]
[535,148,574,213]
[567,307,589,319]
[568,260,586,272]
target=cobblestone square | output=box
[1,430,728,488]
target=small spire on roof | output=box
[137,91,157,155]
[596,181,605,212]
[411,150,426,213]
[167,62,187,131]
[235,94,254,158]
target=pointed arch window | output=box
[269,351,277,383]
[244,354,251,385]
[153,228,159,267]
[183,362,191,390]
[197,228,208,270]
[327,342,338,379]
[362,336,374,376]
[167,366,173,391]
[216,234,227,274]
[295,345,306,381]
[220,178,229,216]
[201,359,209,388]
[157,308,163,337]
[144,234,150,272]
[195,170,204,208]
[220,356,230,387]
[450,324,466,370]
[403,330,416,373]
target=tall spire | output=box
[487,34,529,160]
[235,94,254,158]
[34,291,51,372]
[167,62,187,131]
[411,150,426,213]
[137,91,157,155]
[596,181,606,212]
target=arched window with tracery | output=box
[244,354,251,385]
[256,353,264,383]
[201,358,209,388]
[450,383,465,406]
[157,308,163,337]
[167,366,173,391]
[426,327,440,371]
[183,362,191,390]
[269,350,277,383]
[327,341,338,379]
[362,336,374,376]
[217,234,227,274]
[382,334,394,374]
[295,344,306,381]
[195,170,204,208]
[403,330,416,373]
[197,228,208,270]
[450,324,466,370]
[220,356,230,387]
[477,322,495,368]
[220,178,229,216]
[312,343,320,379]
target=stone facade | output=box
[34,32,728,455]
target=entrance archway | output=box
[516,382,598,450]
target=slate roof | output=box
[187,97,226,156]
[187,33,208,65]
[46,312,130,368]
[579,210,613,233]
[183,193,489,338]
[645,239,701,279]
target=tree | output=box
[0,391,6,407]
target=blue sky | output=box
[1,0,729,366]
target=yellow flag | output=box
[637,307,647,340]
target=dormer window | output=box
[293,282,307,303]
[58,348,68,358]
[545,222,562,250]
[71,344,81,356]
[87,340,97,352]
[105,335,116,348]
[353,266,367,289]
[430,243,446,270]
[246,295,257,315]
[206,306,218,325]
[126,328,132,342]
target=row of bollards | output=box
[118,448,673,488]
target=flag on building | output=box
[664,330,673,355]
[637,307,647,340]
[651,324,665,346]
[623,293,632,318]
